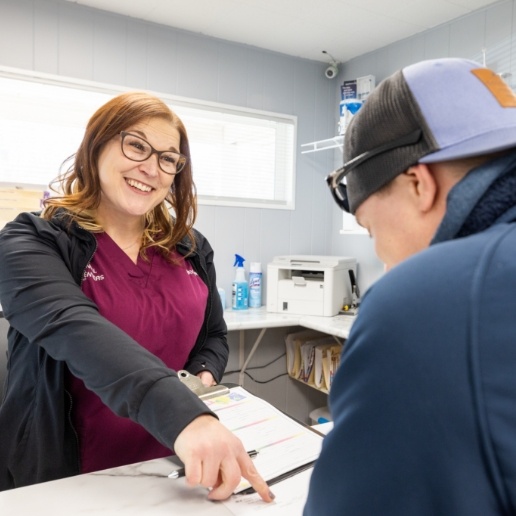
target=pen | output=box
[168,450,259,479]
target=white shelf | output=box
[300,135,344,154]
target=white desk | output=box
[0,423,334,516]
[0,456,314,515]
[223,307,356,385]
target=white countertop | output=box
[0,455,315,516]
[0,457,222,516]
[0,420,334,515]
[0,305,356,338]
[224,306,356,339]
[223,307,300,330]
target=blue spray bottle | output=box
[232,254,249,310]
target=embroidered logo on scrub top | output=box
[471,68,516,107]
[83,264,105,282]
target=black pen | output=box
[168,450,259,479]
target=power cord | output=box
[237,371,288,384]
[224,352,287,384]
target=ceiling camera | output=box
[325,64,339,79]
[322,50,339,80]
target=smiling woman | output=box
[0,91,272,501]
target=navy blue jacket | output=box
[305,152,516,515]
[0,211,228,491]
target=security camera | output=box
[322,50,339,79]
[325,64,339,79]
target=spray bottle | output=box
[248,262,262,308]
[232,254,249,310]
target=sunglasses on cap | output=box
[326,129,423,213]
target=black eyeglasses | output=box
[326,129,422,213]
[120,131,188,175]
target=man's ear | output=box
[403,163,438,212]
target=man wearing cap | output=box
[304,58,516,515]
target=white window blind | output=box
[0,67,296,209]
[175,106,295,209]
[0,74,110,188]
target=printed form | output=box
[204,386,324,497]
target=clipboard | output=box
[178,371,324,495]
[201,385,325,494]
[177,369,230,400]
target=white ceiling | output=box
[62,0,500,63]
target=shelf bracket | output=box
[300,136,344,154]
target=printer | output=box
[266,255,357,317]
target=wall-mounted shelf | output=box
[289,374,329,395]
[301,135,344,154]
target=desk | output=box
[0,456,312,515]
[0,413,334,516]
[223,307,356,386]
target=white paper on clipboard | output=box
[203,386,324,494]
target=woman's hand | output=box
[196,370,216,387]
[174,415,275,502]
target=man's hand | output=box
[174,414,275,502]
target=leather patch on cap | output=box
[471,68,516,107]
